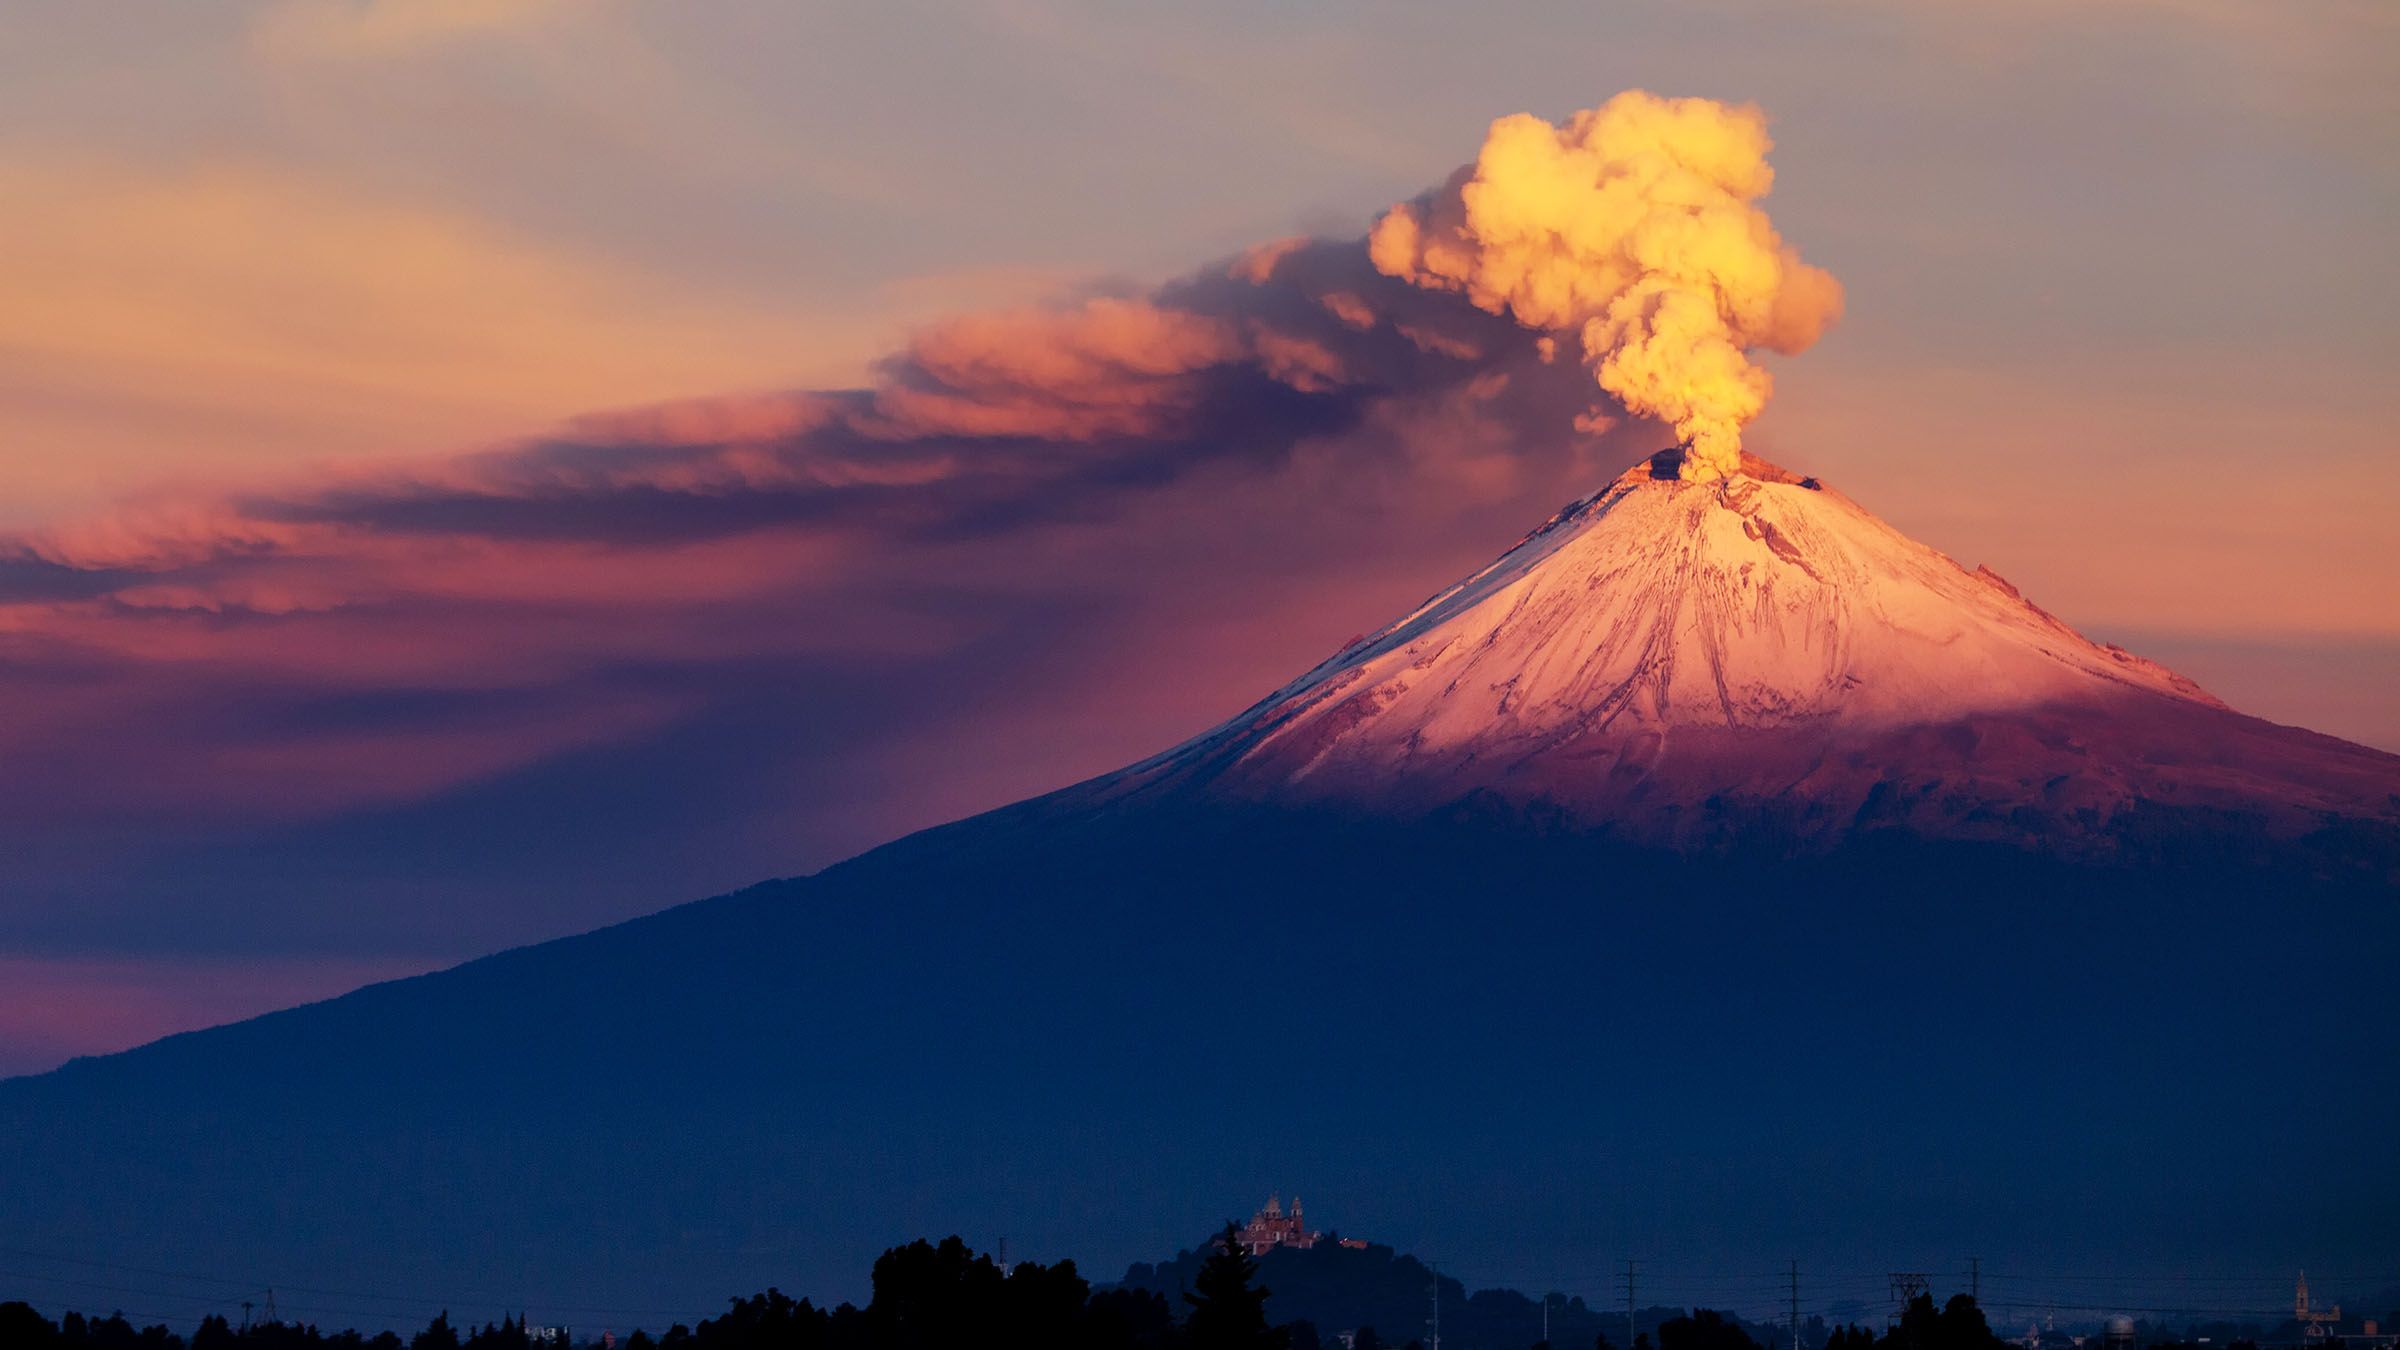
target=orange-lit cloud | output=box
[1320,293,1379,331]
[866,298,1247,441]
[0,214,1605,874]
[1371,91,1844,482]
[0,158,853,524]
[249,0,570,61]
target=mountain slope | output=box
[1082,450,2397,864]
[0,449,2393,1327]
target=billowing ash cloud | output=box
[1370,91,1844,482]
[0,92,1834,1012]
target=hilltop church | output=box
[1235,1196,1369,1256]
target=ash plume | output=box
[0,93,1841,937]
[1370,91,1844,482]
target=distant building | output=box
[1237,1195,1317,1255]
[2018,1321,2078,1350]
[2337,1322,2397,1350]
[1230,1195,1373,1255]
[2299,1273,2343,1344]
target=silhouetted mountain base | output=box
[3,800,2391,1312]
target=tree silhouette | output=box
[1827,1326,1877,1350]
[1879,1295,2010,1350]
[1186,1223,1286,1350]
[696,1287,831,1349]
[2,1242,1846,1350]
[412,1314,460,1350]
[1086,1287,1175,1350]
[1,1301,57,1346]
[1934,1296,2007,1350]
[866,1236,1005,1349]
[1662,1309,1764,1350]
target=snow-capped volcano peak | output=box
[1089,448,2395,856]
[1202,447,2211,757]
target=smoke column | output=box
[1369,91,1844,482]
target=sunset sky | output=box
[2,0,2394,1076]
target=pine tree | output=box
[414,1312,461,1350]
[1185,1223,1287,1350]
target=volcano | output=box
[1068,448,2396,869]
[2,452,2393,1324]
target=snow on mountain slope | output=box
[1088,448,2399,858]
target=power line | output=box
[0,1265,236,1312]
[0,1243,713,1321]
[1982,1299,2307,1318]
[1986,1271,2394,1285]
[0,1265,575,1333]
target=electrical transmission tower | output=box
[1889,1273,1930,1332]
[1623,1260,1642,1350]
[1428,1262,1441,1350]
[240,1290,280,1332]
[1787,1262,1802,1350]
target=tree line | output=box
[0,1228,2076,1350]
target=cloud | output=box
[250,0,570,61]
[0,157,855,524]
[864,298,1249,441]
[8,214,1599,579]
[0,96,1724,1063]
[0,217,1622,942]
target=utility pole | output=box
[1787,1262,1802,1350]
[1967,1258,1980,1304]
[1623,1260,1642,1350]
